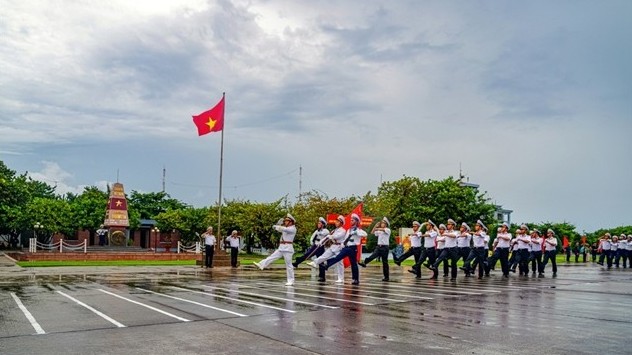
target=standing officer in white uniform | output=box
[597,233,612,268]
[254,214,297,286]
[359,217,392,281]
[225,230,241,268]
[307,215,347,282]
[202,226,216,268]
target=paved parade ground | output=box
[0,255,630,354]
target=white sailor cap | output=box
[336,215,345,224]
[501,222,510,229]
[447,218,456,225]
[520,224,528,230]
[547,229,555,235]
[232,230,238,234]
[621,234,627,238]
[461,222,470,231]
[613,235,619,240]
[427,219,437,228]
[475,219,487,231]
[284,213,296,223]
[412,221,421,227]
[351,213,361,222]
[382,217,390,226]
[318,217,327,225]
[532,229,541,235]
[439,223,446,229]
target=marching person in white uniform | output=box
[254,214,297,286]
[307,215,347,283]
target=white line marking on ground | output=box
[167,286,295,314]
[135,287,249,317]
[10,292,45,335]
[249,285,375,306]
[97,289,191,322]
[252,281,407,302]
[56,291,126,328]
[201,285,339,309]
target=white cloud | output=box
[1,1,631,232]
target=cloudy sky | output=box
[1,0,630,232]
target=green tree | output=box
[69,186,108,243]
[127,191,188,220]
[155,207,210,243]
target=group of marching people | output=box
[596,232,632,269]
[251,213,565,286]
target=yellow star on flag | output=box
[206,117,216,130]
[116,201,122,207]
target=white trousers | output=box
[260,249,294,283]
[313,248,344,281]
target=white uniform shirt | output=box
[544,237,558,251]
[424,231,438,248]
[409,231,422,248]
[611,242,619,251]
[484,234,490,250]
[531,237,543,252]
[600,239,611,250]
[457,233,472,248]
[627,240,632,251]
[517,234,531,249]
[617,240,627,250]
[204,234,216,246]
[436,234,446,250]
[472,232,487,248]
[310,228,330,245]
[344,227,367,246]
[323,227,347,253]
[496,233,512,248]
[443,230,458,248]
[375,228,391,246]
[273,225,296,252]
[226,236,240,248]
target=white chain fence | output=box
[177,241,201,254]
[28,238,87,253]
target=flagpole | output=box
[217,92,225,250]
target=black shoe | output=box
[415,275,422,279]
[450,278,456,281]
[292,262,298,268]
[352,280,359,285]
[443,274,449,278]
[318,277,326,282]
[552,273,557,277]
[510,268,516,273]
[459,266,467,271]
[382,278,389,282]
[477,276,483,279]
[358,262,367,268]
[538,273,544,278]
[503,274,509,278]
[407,269,418,275]
[424,264,433,271]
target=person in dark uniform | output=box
[359,217,391,281]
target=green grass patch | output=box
[17,260,197,267]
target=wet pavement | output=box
[1,254,630,354]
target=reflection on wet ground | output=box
[1,262,630,354]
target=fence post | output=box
[60,239,63,253]
[195,241,200,254]
[84,240,87,254]
[29,238,35,253]
[177,241,181,254]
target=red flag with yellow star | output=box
[192,96,224,136]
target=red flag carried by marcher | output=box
[192,96,224,136]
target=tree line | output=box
[1,160,627,251]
